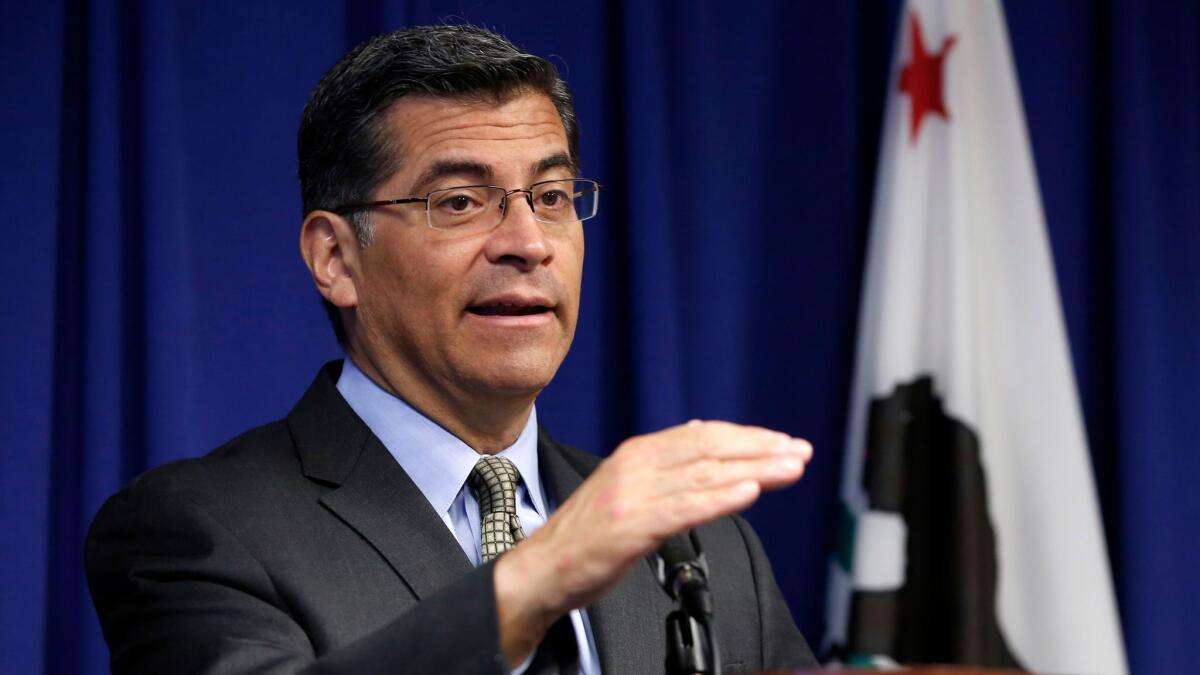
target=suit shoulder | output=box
[95,418,305,529]
[131,419,293,488]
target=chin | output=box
[460,352,563,399]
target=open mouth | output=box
[466,302,553,317]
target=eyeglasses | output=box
[330,178,601,235]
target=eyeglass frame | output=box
[327,178,602,232]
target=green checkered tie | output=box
[468,456,527,562]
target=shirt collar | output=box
[335,356,546,519]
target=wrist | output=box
[493,543,562,667]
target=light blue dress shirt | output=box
[337,357,601,674]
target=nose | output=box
[484,190,554,270]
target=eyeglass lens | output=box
[426,180,598,232]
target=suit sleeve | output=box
[85,475,507,675]
[731,515,819,669]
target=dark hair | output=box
[298,25,580,344]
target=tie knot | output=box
[468,455,522,516]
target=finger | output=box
[646,480,763,538]
[660,454,807,496]
[654,420,811,467]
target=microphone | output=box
[655,532,713,618]
[656,530,721,674]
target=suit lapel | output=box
[538,433,671,673]
[290,367,672,664]
[289,362,473,600]
[319,434,474,598]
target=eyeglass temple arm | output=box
[330,197,426,215]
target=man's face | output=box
[346,92,583,405]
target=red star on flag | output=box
[899,10,957,143]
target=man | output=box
[86,25,816,673]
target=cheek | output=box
[366,234,460,298]
[392,247,477,327]
[394,268,457,326]
[357,248,435,327]
[562,235,586,309]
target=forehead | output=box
[380,92,569,180]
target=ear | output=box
[300,210,360,311]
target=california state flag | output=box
[825,1,1127,673]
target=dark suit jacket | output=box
[86,362,815,673]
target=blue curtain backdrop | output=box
[2,1,1197,673]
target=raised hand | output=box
[493,420,813,665]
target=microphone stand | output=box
[656,531,721,675]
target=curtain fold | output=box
[1108,1,1200,664]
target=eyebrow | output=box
[410,160,493,195]
[408,152,577,195]
[531,152,576,178]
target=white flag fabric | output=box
[826,1,1127,673]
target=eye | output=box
[537,189,568,207]
[430,188,489,215]
[446,195,474,211]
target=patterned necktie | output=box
[468,456,527,562]
[470,456,579,674]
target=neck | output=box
[345,345,535,454]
